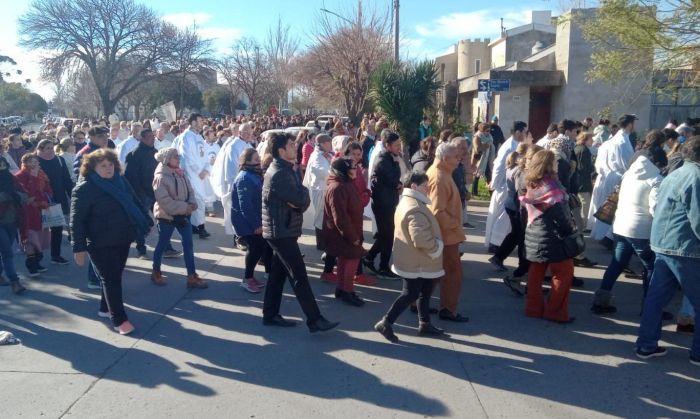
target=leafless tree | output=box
[216,37,272,114]
[18,0,212,116]
[264,17,300,110]
[301,3,392,122]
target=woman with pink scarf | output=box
[520,150,578,324]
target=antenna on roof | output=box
[500,18,506,36]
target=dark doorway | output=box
[529,90,552,140]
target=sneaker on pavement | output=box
[251,277,266,288]
[635,346,667,360]
[98,310,110,318]
[50,256,70,265]
[36,264,48,273]
[354,273,377,286]
[463,222,477,230]
[488,256,507,272]
[163,248,182,258]
[87,282,102,290]
[241,278,261,293]
[11,281,26,294]
[137,252,150,260]
[691,354,700,366]
[114,321,135,335]
[320,272,338,283]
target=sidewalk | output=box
[0,201,698,418]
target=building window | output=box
[678,88,700,106]
[652,89,676,105]
[475,59,481,74]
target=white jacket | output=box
[612,155,662,239]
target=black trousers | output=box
[50,226,63,258]
[385,277,436,324]
[264,237,321,325]
[243,234,271,278]
[367,203,395,270]
[494,208,529,277]
[89,244,130,327]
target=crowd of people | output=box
[0,111,698,366]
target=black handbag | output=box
[171,177,191,227]
[562,232,586,258]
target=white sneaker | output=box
[241,278,261,293]
[97,311,110,318]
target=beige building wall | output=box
[457,39,491,79]
[493,86,531,134]
[435,49,458,83]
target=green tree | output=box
[578,1,698,87]
[369,60,440,151]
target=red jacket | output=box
[15,168,52,238]
[321,174,364,259]
[352,165,371,207]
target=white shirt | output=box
[154,137,173,151]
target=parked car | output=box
[285,126,317,138]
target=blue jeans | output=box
[637,253,700,358]
[600,234,655,296]
[153,219,195,275]
[0,222,20,282]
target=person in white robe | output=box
[484,121,529,248]
[176,114,211,238]
[203,137,221,211]
[210,122,253,236]
[302,134,333,248]
[587,114,637,242]
[117,123,142,164]
[364,138,385,229]
[154,124,173,150]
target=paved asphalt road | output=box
[1,201,698,418]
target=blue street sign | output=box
[490,79,510,92]
[478,79,490,92]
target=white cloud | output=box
[415,9,534,40]
[163,12,242,53]
[162,12,212,28]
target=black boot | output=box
[341,291,365,307]
[35,252,47,272]
[315,228,323,250]
[25,256,40,277]
[374,318,399,343]
[198,225,210,239]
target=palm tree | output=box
[369,60,439,153]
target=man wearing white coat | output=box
[210,122,252,238]
[484,121,529,249]
[587,114,637,244]
[116,122,142,164]
[302,134,333,249]
[175,113,211,239]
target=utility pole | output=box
[393,0,399,61]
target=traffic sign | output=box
[477,79,510,92]
[490,79,510,92]
[478,79,490,92]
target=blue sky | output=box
[4,0,574,99]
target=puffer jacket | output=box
[321,174,364,259]
[70,177,142,252]
[231,168,263,237]
[152,163,196,221]
[391,188,444,279]
[524,200,577,263]
[262,158,311,240]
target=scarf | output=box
[168,164,184,177]
[88,171,151,237]
[241,164,263,177]
[549,135,575,161]
[519,178,566,225]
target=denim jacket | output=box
[650,161,700,258]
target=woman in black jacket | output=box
[70,149,152,335]
[520,150,577,324]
